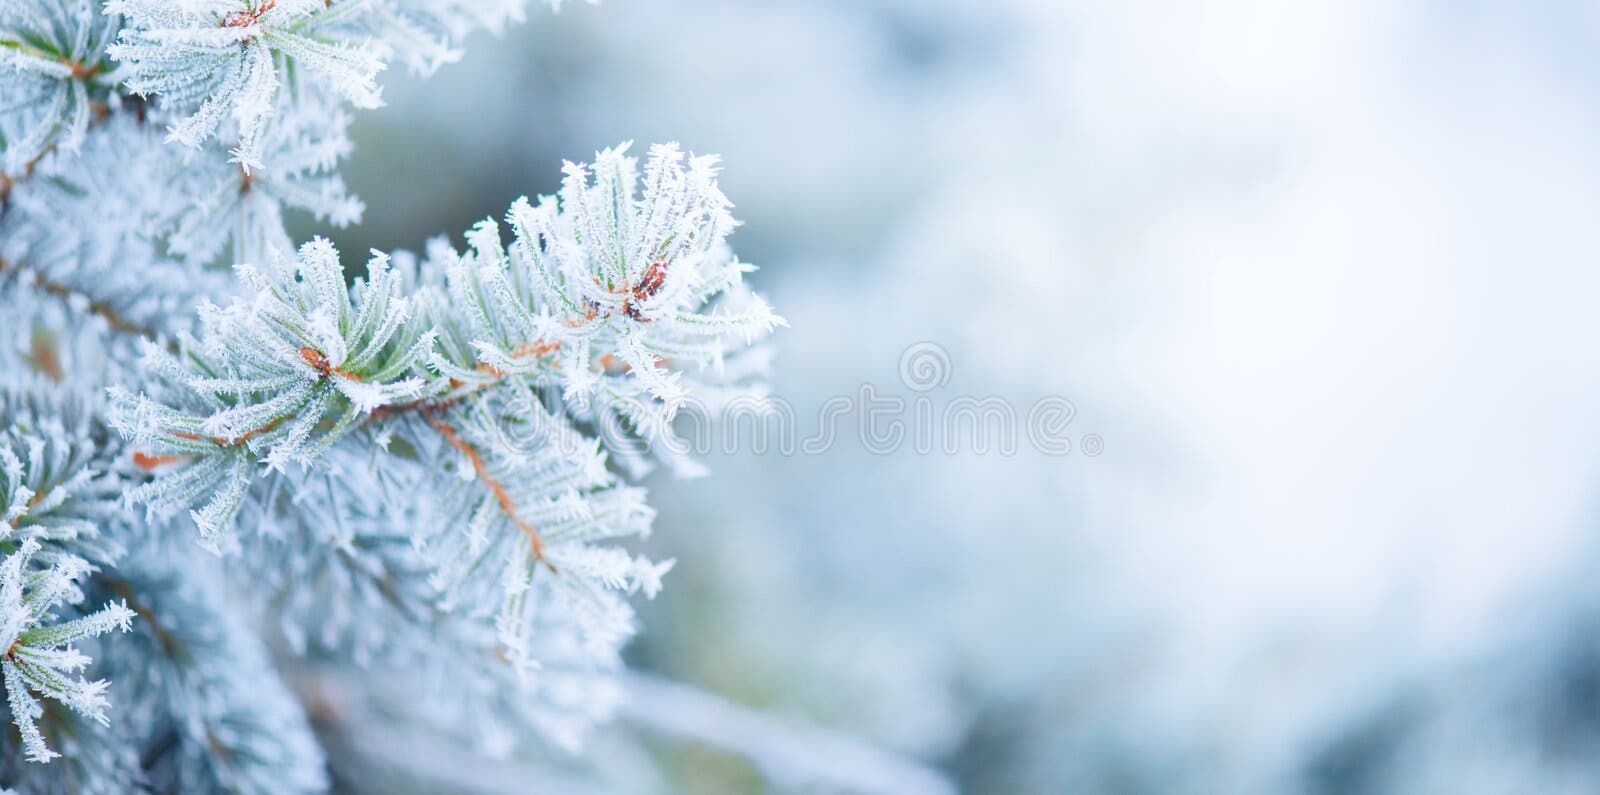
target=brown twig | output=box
[425,409,555,573]
[3,485,52,531]
[221,0,276,27]
[0,152,42,205]
[137,346,356,461]
[164,414,288,450]
[300,346,365,382]
[31,333,64,383]
[132,452,189,471]
[368,340,560,423]
[65,61,100,81]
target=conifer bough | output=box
[0,0,796,790]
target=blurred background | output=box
[313,0,1600,791]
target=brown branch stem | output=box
[368,340,560,424]
[424,409,555,573]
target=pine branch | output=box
[108,143,777,748]
[0,540,135,765]
[0,0,122,171]
[106,0,386,170]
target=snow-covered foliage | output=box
[0,539,134,764]
[109,141,779,708]
[0,0,805,791]
[166,95,363,266]
[0,0,120,171]
[106,0,384,170]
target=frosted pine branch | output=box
[0,0,903,790]
[1,114,230,345]
[0,383,128,565]
[168,96,364,267]
[0,0,119,171]
[106,0,384,170]
[0,539,135,764]
[110,144,779,747]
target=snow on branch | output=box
[0,539,135,764]
[106,0,384,170]
[106,143,778,747]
